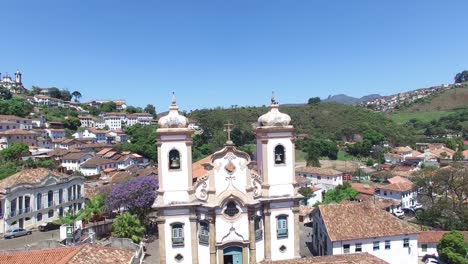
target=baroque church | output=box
[154,94,301,264]
[0,70,26,94]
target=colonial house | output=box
[311,202,419,264]
[45,128,66,140]
[78,115,96,128]
[0,129,38,149]
[73,128,108,143]
[417,231,468,257]
[107,130,129,143]
[0,115,33,130]
[79,157,120,176]
[375,177,419,210]
[0,168,85,234]
[60,152,93,172]
[32,95,64,107]
[295,167,343,191]
[155,95,302,264]
[258,253,388,264]
[103,112,127,131]
[53,138,87,149]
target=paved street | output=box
[143,233,159,263]
[300,222,314,257]
[0,229,60,251]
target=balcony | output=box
[24,207,31,214]
[199,234,209,244]
[255,229,263,241]
[9,210,16,217]
[172,237,184,247]
[277,228,288,238]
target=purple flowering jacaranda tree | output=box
[106,176,158,221]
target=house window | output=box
[277,215,288,238]
[169,149,181,169]
[373,241,380,251]
[274,145,285,164]
[317,176,321,180]
[403,238,409,248]
[48,210,54,218]
[199,222,209,244]
[343,244,350,253]
[36,193,42,210]
[355,243,362,252]
[384,191,387,195]
[224,201,240,218]
[422,244,427,252]
[37,213,42,222]
[385,240,391,250]
[255,217,263,241]
[171,223,184,246]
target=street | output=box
[0,229,60,251]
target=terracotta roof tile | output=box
[0,168,69,193]
[192,155,212,179]
[418,231,468,243]
[62,152,92,161]
[377,182,414,192]
[261,253,388,264]
[351,183,375,195]
[296,166,343,176]
[387,176,411,184]
[0,129,37,135]
[81,157,118,168]
[317,202,419,242]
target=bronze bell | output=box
[170,158,180,168]
[275,153,283,162]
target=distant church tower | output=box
[15,70,22,84]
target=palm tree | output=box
[112,213,145,243]
[59,209,83,225]
[71,91,82,102]
[82,195,105,222]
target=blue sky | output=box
[2,0,468,111]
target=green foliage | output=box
[0,86,12,100]
[308,97,321,105]
[438,231,468,264]
[453,151,464,161]
[366,159,375,166]
[36,107,78,123]
[298,187,315,203]
[59,209,83,225]
[144,104,156,116]
[455,70,468,83]
[0,143,29,161]
[0,161,19,180]
[323,182,358,204]
[71,91,82,102]
[100,102,117,113]
[82,195,106,221]
[112,213,146,243]
[120,124,157,161]
[303,137,338,166]
[126,106,143,114]
[63,117,81,131]
[0,97,33,117]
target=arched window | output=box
[171,223,184,246]
[47,190,54,207]
[36,193,42,210]
[199,222,209,244]
[224,201,240,218]
[169,149,181,170]
[274,145,285,164]
[276,215,288,238]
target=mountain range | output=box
[322,94,382,105]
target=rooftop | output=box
[0,168,69,193]
[192,155,212,179]
[81,157,118,168]
[296,166,343,176]
[316,202,419,242]
[0,244,134,264]
[62,152,92,161]
[377,182,414,192]
[418,231,468,244]
[0,129,37,135]
[351,183,375,196]
[261,253,388,264]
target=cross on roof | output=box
[224,121,234,145]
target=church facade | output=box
[0,70,25,94]
[154,94,302,264]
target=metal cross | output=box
[224,121,234,143]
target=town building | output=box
[295,167,343,190]
[73,128,108,143]
[0,129,38,149]
[45,128,66,140]
[417,231,468,257]
[0,70,26,94]
[375,177,418,210]
[79,157,120,176]
[0,115,33,130]
[155,95,302,264]
[31,95,64,107]
[60,152,93,172]
[311,202,419,264]
[0,168,85,234]
[263,253,388,263]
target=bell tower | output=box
[256,93,296,197]
[15,70,22,84]
[156,93,194,205]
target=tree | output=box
[100,102,117,113]
[120,124,157,161]
[453,151,464,161]
[105,176,158,222]
[323,182,358,204]
[112,213,145,243]
[308,97,321,105]
[63,117,82,131]
[0,86,12,100]
[48,87,62,99]
[82,195,106,222]
[455,70,468,83]
[0,98,34,117]
[125,106,143,114]
[0,143,29,161]
[144,104,156,116]
[60,90,72,101]
[438,231,468,264]
[71,91,82,102]
[59,209,83,226]
[298,187,315,204]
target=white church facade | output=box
[154,94,302,264]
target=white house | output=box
[375,177,418,209]
[45,129,66,140]
[0,168,85,234]
[32,95,64,107]
[103,113,126,131]
[0,115,33,130]
[417,231,468,257]
[295,167,343,190]
[79,157,119,176]
[73,128,108,143]
[155,95,302,264]
[311,202,419,264]
[60,152,93,172]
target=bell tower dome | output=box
[156,93,194,205]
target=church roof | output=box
[192,155,212,179]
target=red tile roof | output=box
[418,231,468,243]
[192,155,212,179]
[316,202,418,242]
[377,182,414,192]
[351,183,375,195]
[260,253,388,264]
[0,169,69,193]
[296,166,343,176]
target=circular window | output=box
[224,201,240,218]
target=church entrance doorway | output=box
[223,246,242,264]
